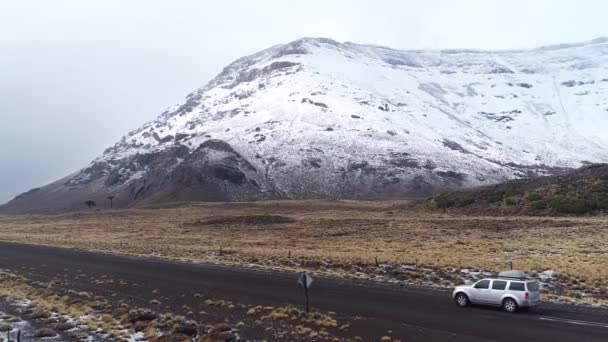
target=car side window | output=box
[492,280,507,290]
[509,282,525,291]
[474,280,490,289]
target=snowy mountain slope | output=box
[3,37,608,213]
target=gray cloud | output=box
[1,0,607,203]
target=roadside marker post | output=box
[297,272,314,313]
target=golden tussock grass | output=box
[0,200,607,304]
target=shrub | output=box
[434,193,455,208]
[529,201,547,210]
[483,191,504,203]
[504,197,518,206]
[595,195,608,210]
[133,321,149,332]
[526,192,543,201]
[549,196,595,214]
[456,197,475,207]
[590,180,608,193]
[505,189,524,197]
[33,328,57,338]
[55,322,76,331]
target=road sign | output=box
[297,272,313,313]
[297,272,314,289]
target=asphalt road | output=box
[0,242,606,341]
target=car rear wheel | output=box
[502,298,518,313]
[455,293,469,307]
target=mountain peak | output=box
[2,37,608,213]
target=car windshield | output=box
[527,281,539,291]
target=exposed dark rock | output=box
[159,135,174,144]
[301,97,328,108]
[489,66,514,74]
[561,80,577,87]
[174,95,201,116]
[210,164,246,184]
[198,139,237,153]
[437,170,467,181]
[273,41,309,58]
[442,139,471,154]
[175,133,189,142]
[65,162,109,186]
[304,158,322,168]
[423,160,437,170]
[389,158,419,168]
[151,132,174,144]
[230,61,300,89]
[348,161,369,170]
[383,57,423,68]
[479,111,514,122]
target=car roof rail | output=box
[497,270,528,280]
[497,275,528,280]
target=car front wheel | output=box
[502,298,518,313]
[455,293,469,307]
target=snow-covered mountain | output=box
[3,37,608,212]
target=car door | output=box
[471,279,492,303]
[490,280,508,305]
[526,281,541,303]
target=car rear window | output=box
[527,281,539,291]
[509,282,525,291]
[474,280,490,289]
[492,280,507,290]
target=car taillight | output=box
[525,292,529,300]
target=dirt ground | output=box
[1,200,607,306]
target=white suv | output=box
[452,270,540,312]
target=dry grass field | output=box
[1,200,607,306]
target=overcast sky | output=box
[0,0,607,204]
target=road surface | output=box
[0,242,606,341]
